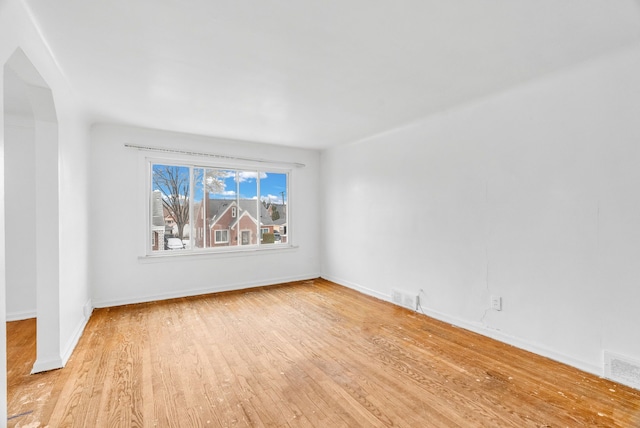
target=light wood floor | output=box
[7,278,640,427]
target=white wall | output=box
[1,0,92,414]
[57,113,91,365]
[4,115,37,321]
[321,44,640,376]
[90,124,320,307]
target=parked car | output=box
[273,232,281,243]
[166,237,185,250]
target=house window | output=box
[149,162,289,254]
[215,229,229,244]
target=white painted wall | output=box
[1,0,92,414]
[57,113,91,365]
[90,124,320,307]
[0,5,637,427]
[321,44,640,377]
[4,114,37,321]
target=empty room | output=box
[2,0,640,426]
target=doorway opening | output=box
[3,48,61,382]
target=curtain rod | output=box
[124,144,306,168]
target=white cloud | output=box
[260,194,284,204]
[237,171,267,182]
[212,170,268,182]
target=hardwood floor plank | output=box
[7,278,640,427]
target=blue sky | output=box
[153,164,287,204]
[206,169,287,204]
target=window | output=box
[150,162,289,254]
[215,229,229,244]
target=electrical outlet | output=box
[490,296,502,311]
[391,288,419,311]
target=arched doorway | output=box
[4,48,61,375]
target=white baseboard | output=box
[6,309,37,322]
[83,299,93,319]
[31,299,94,373]
[61,299,93,367]
[322,275,601,379]
[31,355,64,374]
[416,305,600,377]
[92,273,321,308]
[321,273,388,302]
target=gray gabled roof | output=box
[206,199,278,228]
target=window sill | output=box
[138,244,299,263]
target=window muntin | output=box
[260,172,288,244]
[150,162,288,254]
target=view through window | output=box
[150,163,288,253]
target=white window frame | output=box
[214,229,229,244]
[144,152,292,257]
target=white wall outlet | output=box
[491,296,502,311]
[391,288,419,311]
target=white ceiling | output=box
[15,0,640,149]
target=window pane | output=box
[259,172,287,245]
[234,171,258,246]
[151,164,190,252]
[195,169,259,247]
[194,168,232,248]
[149,164,289,254]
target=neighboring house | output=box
[163,208,177,237]
[265,202,288,243]
[195,198,281,248]
[151,190,165,251]
[266,202,286,220]
[153,194,189,250]
[270,218,287,244]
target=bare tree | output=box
[197,168,227,195]
[153,166,229,244]
[153,165,190,240]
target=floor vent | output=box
[604,351,640,391]
[391,289,418,311]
